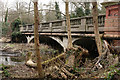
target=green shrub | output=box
[1,64,10,77]
[11,18,21,32]
[12,31,22,37]
[11,31,23,42]
[2,27,9,35]
[1,22,10,36]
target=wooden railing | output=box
[20,14,105,33]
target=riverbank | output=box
[0,43,120,79]
[0,37,11,43]
[0,43,59,78]
[0,43,59,63]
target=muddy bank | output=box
[0,37,11,43]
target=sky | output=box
[1,0,65,11]
[1,0,106,13]
[1,0,119,12]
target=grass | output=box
[105,63,120,80]
[1,64,10,77]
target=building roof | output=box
[101,1,120,8]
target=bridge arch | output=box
[72,38,81,44]
[28,36,64,52]
[25,35,100,56]
[39,36,64,52]
[73,38,99,58]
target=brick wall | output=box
[104,4,120,46]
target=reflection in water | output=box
[0,51,24,65]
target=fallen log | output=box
[26,59,37,67]
[59,71,67,79]
[25,52,65,67]
[67,45,89,67]
[0,47,12,52]
[61,67,74,77]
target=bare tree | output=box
[28,0,32,17]
[33,0,44,78]
[28,0,33,23]
[0,0,8,22]
[66,0,73,48]
[92,1,102,56]
[44,1,57,22]
[0,1,4,22]
[8,1,34,24]
[45,11,57,22]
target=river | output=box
[0,51,24,66]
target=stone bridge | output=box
[20,14,107,51]
[20,14,120,52]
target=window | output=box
[108,10,112,16]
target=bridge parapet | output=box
[20,14,105,33]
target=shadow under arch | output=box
[30,36,64,53]
[73,38,99,59]
[11,34,27,43]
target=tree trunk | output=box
[28,1,31,23]
[34,1,44,78]
[66,0,73,48]
[92,2,103,56]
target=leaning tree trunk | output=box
[66,0,73,49]
[92,2,102,56]
[33,1,44,78]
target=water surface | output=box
[0,51,24,66]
